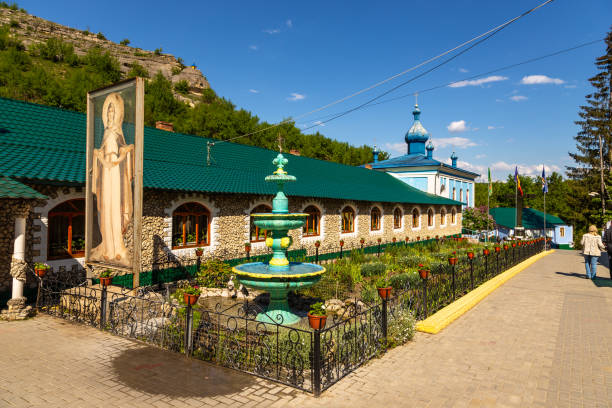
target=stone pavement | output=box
[1,250,612,407]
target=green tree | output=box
[127,62,149,78]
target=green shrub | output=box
[127,61,149,78]
[174,79,189,95]
[0,2,20,11]
[32,38,79,65]
[361,262,386,277]
[9,19,19,28]
[196,259,231,288]
[154,47,163,55]
[349,249,367,264]
[388,272,419,291]
[96,32,106,40]
[360,283,378,304]
[171,66,182,75]
[120,38,130,46]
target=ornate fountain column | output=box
[2,215,33,320]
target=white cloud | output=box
[313,120,325,127]
[495,98,504,103]
[449,75,508,88]
[249,45,258,51]
[384,142,406,155]
[287,92,305,101]
[263,28,280,34]
[520,75,565,85]
[443,158,485,175]
[491,161,560,177]
[249,89,259,94]
[286,19,293,28]
[487,126,495,130]
[459,68,469,73]
[510,95,528,102]
[447,120,468,133]
[434,137,477,148]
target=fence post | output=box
[451,264,456,300]
[196,254,201,275]
[382,297,388,344]
[422,277,428,318]
[339,246,343,259]
[185,304,193,356]
[496,252,499,275]
[313,330,322,397]
[100,284,107,330]
[315,247,319,264]
[377,242,381,257]
[469,257,474,291]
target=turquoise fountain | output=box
[233,153,325,325]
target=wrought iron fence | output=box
[34,239,545,396]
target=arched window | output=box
[441,209,446,225]
[370,207,381,231]
[303,205,320,237]
[172,202,211,248]
[250,204,272,242]
[451,208,457,224]
[452,187,456,200]
[48,199,85,259]
[460,189,463,203]
[412,208,420,228]
[393,207,402,229]
[428,209,434,227]
[341,206,355,233]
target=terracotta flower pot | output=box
[315,241,320,248]
[377,287,392,300]
[183,293,199,306]
[195,249,203,257]
[307,313,327,330]
[35,268,47,278]
[483,249,490,256]
[245,244,251,252]
[99,277,112,287]
[339,240,344,247]
[418,269,430,279]
[495,247,501,253]
[448,257,458,266]
[512,243,516,248]
[467,252,474,260]
[392,237,397,243]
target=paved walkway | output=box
[1,250,612,407]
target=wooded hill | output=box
[0,4,386,166]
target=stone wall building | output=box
[0,97,462,307]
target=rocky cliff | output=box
[0,7,210,106]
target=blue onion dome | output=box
[450,151,458,160]
[426,141,434,151]
[405,104,429,144]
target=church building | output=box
[366,105,479,207]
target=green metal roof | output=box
[0,176,47,199]
[489,207,566,229]
[0,97,460,206]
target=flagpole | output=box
[515,177,518,239]
[486,193,490,244]
[543,190,547,252]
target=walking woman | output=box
[581,225,606,279]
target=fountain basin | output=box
[233,262,325,325]
[252,213,308,230]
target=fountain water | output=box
[232,153,325,325]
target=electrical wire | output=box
[212,0,555,146]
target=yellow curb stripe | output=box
[416,250,555,334]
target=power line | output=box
[212,0,555,146]
[300,38,602,125]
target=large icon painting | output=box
[85,78,144,286]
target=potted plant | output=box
[503,244,509,251]
[467,251,474,260]
[494,246,501,253]
[405,236,409,243]
[392,237,397,243]
[183,286,201,306]
[307,302,327,330]
[483,247,490,256]
[314,240,321,248]
[448,255,458,265]
[416,236,420,241]
[34,262,50,277]
[360,237,365,245]
[195,247,204,257]
[377,237,382,243]
[418,263,430,279]
[376,276,392,300]
[511,242,516,248]
[245,242,251,252]
[339,239,344,247]
[99,270,112,287]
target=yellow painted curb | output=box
[416,250,555,334]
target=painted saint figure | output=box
[91,92,134,267]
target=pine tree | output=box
[567,27,612,225]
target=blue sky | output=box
[21,0,612,180]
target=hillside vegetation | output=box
[0,7,386,166]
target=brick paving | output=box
[1,250,612,407]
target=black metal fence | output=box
[35,239,545,395]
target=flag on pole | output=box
[488,168,493,196]
[541,166,548,193]
[515,166,523,196]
